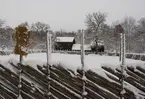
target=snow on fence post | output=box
[120,30,126,99]
[46,30,52,99]
[120,33,123,62]
[120,33,122,62]
[115,24,125,99]
[17,62,22,99]
[49,31,52,59]
[81,29,87,99]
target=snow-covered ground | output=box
[0,53,145,74]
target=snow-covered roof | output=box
[72,44,91,50]
[55,37,75,42]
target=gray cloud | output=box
[0,0,145,31]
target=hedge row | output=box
[107,52,145,61]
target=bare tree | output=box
[138,17,145,32]
[0,19,6,47]
[0,19,5,28]
[85,12,107,52]
[134,18,145,52]
[19,22,30,28]
[121,16,136,52]
[112,21,122,54]
[31,22,50,47]
[85,12,107,39]
[31,22,50,33]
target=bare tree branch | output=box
[0,19,5,28]
[121,16,136,52]
[85,12,107,38]
[31,22,50,33]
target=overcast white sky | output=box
[0,0,145,31]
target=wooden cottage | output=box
[54,37,75,50]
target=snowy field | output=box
[0,53,145,74]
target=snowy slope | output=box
[0,53,145,99]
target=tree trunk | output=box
[18,55,22,99]
[20,55,23,63]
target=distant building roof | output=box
[55,37,75,42]
[72,44,91,51]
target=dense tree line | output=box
[0,12,145,53]
[85,12,145,53]
[0,19,14,49]
[0,21,51,49]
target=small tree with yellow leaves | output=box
[14,25,30,98]
[14,25,30,62]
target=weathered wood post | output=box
[120,33,122,62]
[46,30,52,99]
[120,31,126,99]
[117,24,125,99]
[115,24,125,99]
[81,29,87,99]
[17,62,22,99]
[18,54,22,99]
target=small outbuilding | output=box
[72,44,91,51]
[54,37,76,50]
